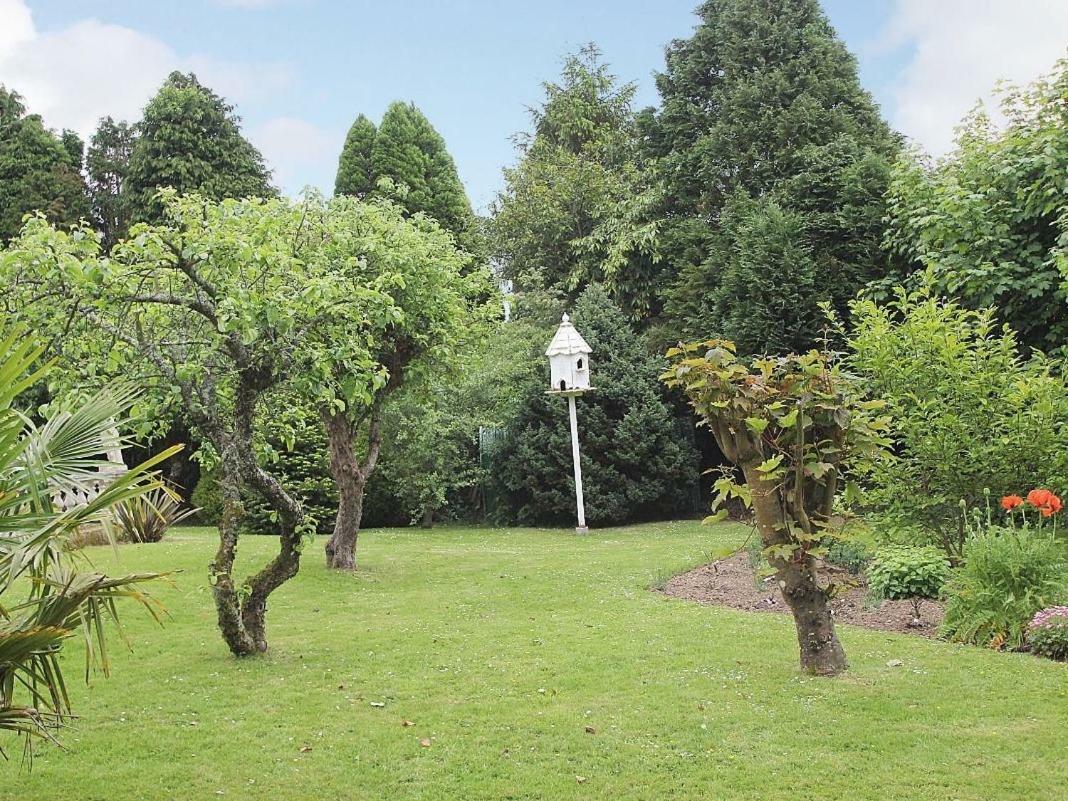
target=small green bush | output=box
[941,530,1067,649]
[825,538,873,574]
[867,545,950,620]
[1026,606,1068,661]
[190,469,223,526]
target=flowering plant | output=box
[1027,606,1068,660]
[999,488,1062,532]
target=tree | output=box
[883,59,1068,354]
[2,193,405,654]
[648,0,899,350]
[334,114,377,198]
[664,340,890,675]
[0,86,88,241]
[126,72,274,224]
[492,285,698,526]
[0,331,177,756]
[86,116,137,250]
[309,196,474,569]
[846,284,1068,561]
[492,47,663,321]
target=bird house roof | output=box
[545,314,592,357]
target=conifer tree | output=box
[126,72,274,224]
[650,0,900,352]
[86,116,137,249]
[334,113,377,197]
[0,86,88,241]
[370,101,473,237]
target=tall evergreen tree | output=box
[0,86,88,241]
[370,101,473,236]
[86,116,137,249]
[492,47,663,320]
[126,72,274,224]
[650,0,900,352]
[334,113,377,197]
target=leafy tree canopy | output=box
[0,86,88,241]
[86,116,137,250]
[126,72,275,224]
[883,58,1068,354]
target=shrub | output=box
[847,285,1068,560]
[825,538,873,575]
[190,469,224,526]
[941,529,1067,649]
[112,486,196,543]
[867,545,950,621]
[1027,606,1068,661]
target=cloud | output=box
[0,0,293,140]
[250,116,343,196]
[880,0,1068,155]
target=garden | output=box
[1,1,1067,798]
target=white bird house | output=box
[545,313,592,393]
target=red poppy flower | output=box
[1026,488,1062,516]
[1001,494,1024,511]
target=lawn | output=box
[8,523,1066,800]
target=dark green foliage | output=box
[867,545,950,603]
[649,0,899,351]
[190,468,223,526]
[825,538,873,575]
[334,114,377,197]
[883,60,1068,354]
[941,530,1067,649]
[493,46,663,320]
[86,116,137,249]
[370,102,473,236]
[0,86,88,240]
[491,285,699,526]
[242,406,337,537]
[126,72,274,224]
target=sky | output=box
[1,0,1066,212]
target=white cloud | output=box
[250,116,342,195]
[880,0,1068,155]
[0,0,293,140]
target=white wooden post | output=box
[567,393,587,534]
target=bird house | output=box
[545,313,592,393]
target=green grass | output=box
[8,523,1066,800]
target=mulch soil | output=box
[659,551,945,637]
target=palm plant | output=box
[0,330,180,761]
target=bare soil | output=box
[659,551,945,637]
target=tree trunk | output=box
[210,459,257,656]
[744,465,848,676]
[420,507,434,528]
[322,403,383,570]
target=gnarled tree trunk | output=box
[322,402,383,570]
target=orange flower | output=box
[1001,494,1024,511]
[1026,488,1062,516]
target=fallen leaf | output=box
[886,659,903,668]
[299,746,312,753]
[419,738,432,748]
[370,701,386,708]
[584,725,596,734]
[576,776,587,784]
[402,720,415,727]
